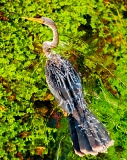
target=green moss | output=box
[0,0,127,159]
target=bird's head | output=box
[22,16,58,58]
[22,16,55,28]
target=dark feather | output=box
[45,54,86,113]
[68,109,114,156]
[45,54,114,156]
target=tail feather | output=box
[76,125,97,156]
[68,108,114,157]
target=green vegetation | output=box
[0,0,127,159]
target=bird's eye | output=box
[46,48,50,52]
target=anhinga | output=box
[23,16,114,157]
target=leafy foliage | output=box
[0,0,127,159]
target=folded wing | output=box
[45,54,114,156]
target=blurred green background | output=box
[0,0,127,159]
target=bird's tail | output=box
[68,107,114,157]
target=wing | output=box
[45,54,114,156]
[45,54,86,114]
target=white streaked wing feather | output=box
[45,54,86,114]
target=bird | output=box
[22,16,114,157]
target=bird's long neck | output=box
[43,23,59,58]
[49,23,59,48]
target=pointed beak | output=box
[22,17,44,24]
